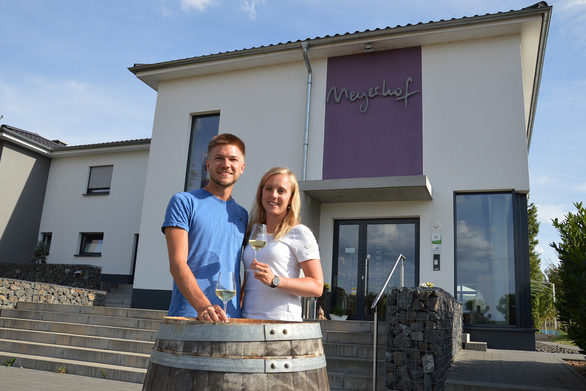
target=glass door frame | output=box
[331,218,420,320]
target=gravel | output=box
[535,340,584,354]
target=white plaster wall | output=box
[0,146,37,240]
[39,149,148,275]
[134,59,323,290]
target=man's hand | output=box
[197,304,229,322]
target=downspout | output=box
[301,41,312,180]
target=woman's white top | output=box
[242,224,320,321]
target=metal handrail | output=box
[370,254,406,391]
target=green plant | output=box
[3,358,16,367]
[551,202,586,351]
[31,241,49,264]
[550,330,578,346]
[101,369,107,378]
[528,202,557,330]
[57,365,67,374]
[330,307,345,316]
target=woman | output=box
[242,167,324,321]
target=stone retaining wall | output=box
[0,263,102,290]
[385,287,462,391]
[0,278,106,308]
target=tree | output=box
[528,202,555,330]
[528,203,544,282]
[550,202,586,351]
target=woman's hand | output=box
[251,259,275,287]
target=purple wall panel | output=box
[323,47,422,179]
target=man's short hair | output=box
[207,133,246,157]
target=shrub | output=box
[31,241,49,264]
[550,202,586,351]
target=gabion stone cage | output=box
[385,287,462,391]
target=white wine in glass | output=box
[249,223,267,261]
[215,271,236,318]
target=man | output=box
[162,133,247,321]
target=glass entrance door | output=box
[332,219,419,320]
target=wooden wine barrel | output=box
[142,317,329,390]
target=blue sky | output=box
[1,0,585,272]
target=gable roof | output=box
[0,124,150,157]
[0,124,64,152]
[129,2,551,90]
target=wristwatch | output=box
[270,275,280,288]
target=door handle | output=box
[364,254,371,296]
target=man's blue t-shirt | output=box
[162,189,247,318]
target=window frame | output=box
[185,113,220,192]
[86,165,113,195]
[453,191,531,329]
[78,232,104,257]
[41,232,52,255]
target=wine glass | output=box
[215,271,236,317]
[249,223,267,261]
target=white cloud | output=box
[181,0,215,12]
[241,0,266,20]
[535,244,546,255]
[557,0,586,48]
[179,0,265,19]
[533,175,552,186]
[535,203,570,224]
[575,182,586,193]
[0,75,154,145]
[560,0,586,11]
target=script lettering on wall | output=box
[326,77,420,113]
[323,46,422,180]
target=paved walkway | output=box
[445,349,586,391]
[0,365,141,391]
[0,349,584,390]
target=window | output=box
[79,233,104,256]
[86,165,113,195]
[41,233,52,255]
[185,114,219,191]
[455,193,517,326]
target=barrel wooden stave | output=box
[142,318,329,391]
[144,364,328,390]
[157,338,324,358]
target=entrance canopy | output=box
[299,175,432,203]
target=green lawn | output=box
[550,330,578,346]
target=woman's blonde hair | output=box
[248,167,301,240]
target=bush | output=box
[550,202,586,351]
[31,241,48,264]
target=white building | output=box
[128,3,551,350]
[38,141,150,281]
[0,123,149,284]
[0,3,551,351]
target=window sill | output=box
[83,192,110,196]
[74,253,102,257]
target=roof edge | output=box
[1,124,151,157]
[128,3,552,76]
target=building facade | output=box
[37,141,150,282]
[129,4,551,350]
[0,124,149,283]
[0,125,61,263]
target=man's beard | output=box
[209,171,237,188]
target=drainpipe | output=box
[301,41,312,180]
